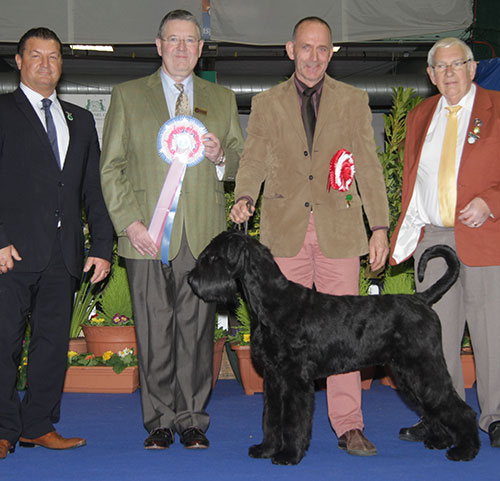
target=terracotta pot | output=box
[212,337,227,388]
[461,353,476,388]
[63,366,139,393]
[230,344,263,395]
[68,337,87,354]
[82,325,137,356]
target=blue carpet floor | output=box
[1,380,497,481]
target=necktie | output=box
[41,98,61,168]
[301,86,317,154]
[174,83,191,116]
[438,105,462,227]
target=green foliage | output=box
[95,254,134,324]
[16,323,30,391]
[68,348,137,375]
[380,263,415,295]
[228,297,251,345]
[378,87,423,239]
[225,182,261,238]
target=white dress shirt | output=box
[20,82,70,168]
[392,84,476,263]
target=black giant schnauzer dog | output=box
[188,231,479,465]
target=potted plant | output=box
[80,253,137,356]
[64,347,139,393]
[229,297,263,395]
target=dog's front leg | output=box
[249,371,283,459]
[271,379,315,465]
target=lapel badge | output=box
[194,107,208,115]
[65,111,73,121]
[467,118,481,144]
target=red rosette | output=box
[327,149,355,192]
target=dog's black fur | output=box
[188,230,479,465]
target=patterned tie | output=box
[438,105,462,227]
[174,83,191,116]
[41,98,61,168]
[301,86,317,154]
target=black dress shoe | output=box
[399,420,429,442]
[180,427,209,449]
[144,428,174,450]
[489,421,500,448]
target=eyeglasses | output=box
[431,59,471,73]
[161,36,200,47]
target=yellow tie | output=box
[438,105,462,227]
[174,83,191,116]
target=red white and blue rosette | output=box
[327,149,355,193]
[157,115,207,167]
[149,116,208,265]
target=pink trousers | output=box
[274,213,364,437]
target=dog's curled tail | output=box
[418,244,460,306]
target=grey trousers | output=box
[125,235,215,434]
[414,225,500,431]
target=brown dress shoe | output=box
[338,429,377,456]
[0,439,15,459]
[19,431,86,450]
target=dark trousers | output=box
[0,233,76,443]
[125,234,215,434]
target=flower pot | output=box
[68,337,87,354]
[213,337,227,388]
[63,366,139,393]
[461,353,476,388]
[230,344,263,395]
[82,325,137,356]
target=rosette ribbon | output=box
[327,149,355,192]
[148,116,207,265]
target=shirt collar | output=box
[159,69,193,93]
[20,82,57,108]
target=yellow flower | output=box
[92,318,105,325]
[243,333,251,343]
[102,351,114,361]
[68,351,78,359]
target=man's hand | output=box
[368,229,389,272]
[230,199,255,224]
[458,197,491,228]
[202,133,224,164]
[126,220,158,257]
[84,257,111,284]
[0,244,22,274]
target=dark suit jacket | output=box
[0,88,113,277]
[390,84,500,267]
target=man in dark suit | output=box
[390,37,500,448]
[101,10,244,450]
[0,27,113,459]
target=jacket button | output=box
[304,151,308,157]
[305,202,310,208]
[309,175,313,180]
[55,210,60,217]
[58,181,64,187]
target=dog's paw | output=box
[249,443,274,459]
[424,435,451,450]
[446,444,479,462]
[271,450,303,466]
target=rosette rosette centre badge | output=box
[158,115,207,166]
[327,149,356,208]
[149,115,208,265]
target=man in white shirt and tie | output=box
[390,37,500,449]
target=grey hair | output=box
[427,37,474,67]
[157,9,202,40]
